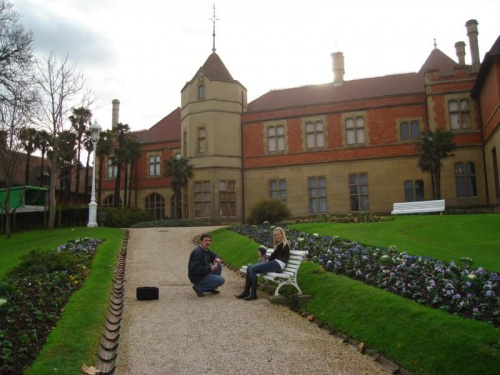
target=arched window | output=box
[145,193,165,220]
[198,85,205,99]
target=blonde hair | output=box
[273,227,288,248]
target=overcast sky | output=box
[12,0,500,133]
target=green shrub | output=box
[97,207,152,227]
[248,199,291,224]
[7,249,81,277]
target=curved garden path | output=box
[115,227,388,375]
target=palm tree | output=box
[164,156,193,219]
[69,107,92,200]
[112,123,130,207]
[35,129,51,187]
[121,136,142,207]
[82,129,93,202]
[96,130,114,205]
[416,129,456,200]
[19,126,38,186]
[49,130,77,204]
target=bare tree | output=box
[0,0,38,237]
[0,0,34,107]
[0,92,38,237]
[36,52,86,228]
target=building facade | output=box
[99,20,500,222]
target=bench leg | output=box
[274,279,303,296]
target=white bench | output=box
[239,248,308,296]
[391,199,445,215]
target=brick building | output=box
[99,20,500,222]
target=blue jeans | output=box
[247,260,282,282]
[194,263,225,292]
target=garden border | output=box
[94,230,129,374]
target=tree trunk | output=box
[123,163,129,207]
[85,151,90,203]
[66,167,72,204]
[39,151,45,187]
[435,164,442,200]
[98,157,104,205]
[3,188,12,238]
[128,161,134,207]
[48,157,58,229]
[24,153,31,186]
[75,139,81,199]
[114,163,121,207]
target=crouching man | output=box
[188,233,225,297]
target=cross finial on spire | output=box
[211,3,219,53]
[433,38,437,49]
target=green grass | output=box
[210,225,500,375]
[291,214,500,272]
[0,227,125,374]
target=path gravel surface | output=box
[115,227,388,375]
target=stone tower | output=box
[180,52,247,222]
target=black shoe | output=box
[192,286,204,297]
[235,292,250,299]
[210,289,220,294]
[244,295,258,301]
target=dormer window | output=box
[198,85,205,99]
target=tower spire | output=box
[211,3,219,53]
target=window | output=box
[346,117,365,145]
[306,121,324,149]
[270,179,287,202]
[493,148,500,199]
[267,125,285,152]
[198,128,206,153]
[404,180,425,201]
[145,193,165,220]
[148,155,160,176]
[349,173,369,211]
[308,176,327,213]
[455,162,477,197]
[107,159,117,178]
[195,181,211,217]
[198,85,205,99]
[400,121,420,141]
[449,99,471,130]
[219,180,236,217]
[103,195,115,207]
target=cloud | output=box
[14,0,114,65]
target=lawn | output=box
[0,227,124,374]
[210,216,500,375]
[291,214,500,272]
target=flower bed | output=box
[0,237,102,375]
[231,224,499,326]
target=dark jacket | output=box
[268,242,290,265]
[188,245,220,283]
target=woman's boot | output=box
[235,277,251,298]
[245,277,258,301]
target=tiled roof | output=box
[248,73,424,112]
[418,48,458,75]
[202,52,234,81]
[132,108,181,144]
[472,36,500,98]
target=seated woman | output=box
[235,227,290,301]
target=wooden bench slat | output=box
[391,199,445,215]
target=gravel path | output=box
[115,227,388,375]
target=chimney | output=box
[331,52,344,86]
[112,99,120,130]
[454,41,466,65]
[465,19,480,72]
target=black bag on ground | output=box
[136,286,159,300]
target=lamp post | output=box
[87,120,101,227]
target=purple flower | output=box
[485,290,495,297]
